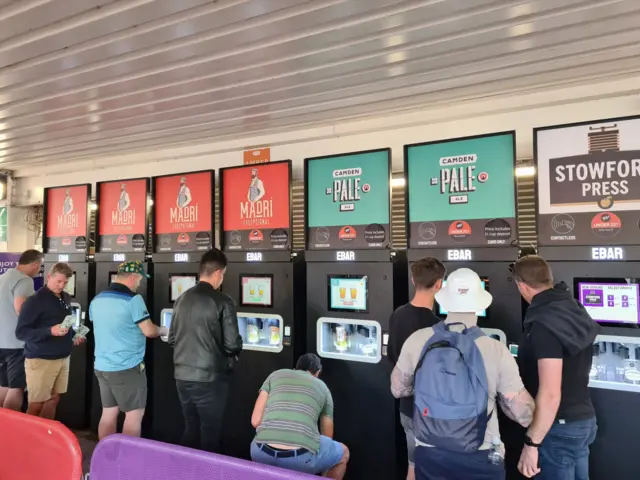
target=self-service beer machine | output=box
[404,132,524,477]
[305,149,407,480]
[218,160,306,458]
[90,177,152,433]
[42,184,94,429]
[535,116,640,480]
[150,170,215,444]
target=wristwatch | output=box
[524,435,542,448]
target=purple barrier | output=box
[90,435,319,480]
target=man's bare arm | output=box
[498,389,535,427]
[390,366,414,398]
[528,358,563,443]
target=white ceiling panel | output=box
[1,0,639,170]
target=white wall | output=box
[7,75,640,250]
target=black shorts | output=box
[0,348,26,389]
[95,363,147,413]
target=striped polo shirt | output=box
[254,369,334,454]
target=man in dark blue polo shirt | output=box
[90,261,167,440]
[15,263,84,419]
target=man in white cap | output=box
[391,268,535,480]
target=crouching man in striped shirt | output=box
[250,353,349,479]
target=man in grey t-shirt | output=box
[0,250,42,411]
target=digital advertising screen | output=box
[153,171,213,252]
[306,150,390,250]
[406,132,516,248]
[63,273,76,297]
[328,275,368,312]
[44,184,90,254]
[240,275,273,307]
[97,178,148,253]
[438,279,489,317]
[578,282,640,325]
[536,116,640,245]
[170,275,197,302]
[221,161,291,251]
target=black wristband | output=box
[524,435,542,448]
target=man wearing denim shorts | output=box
[250,354,349,479]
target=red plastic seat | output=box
[0,408,82,480]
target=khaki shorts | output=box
[25,357,70,403]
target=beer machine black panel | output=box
[42,184,93,429]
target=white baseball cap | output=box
[435,268,492,314]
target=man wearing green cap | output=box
[89,261,167,440]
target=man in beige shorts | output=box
[15,263,84,419]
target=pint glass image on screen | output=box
[327,275,368,313]
[170,275,197,302]
[240,274,273,308]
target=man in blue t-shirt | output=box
[90,261,167,440]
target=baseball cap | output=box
[117,261,150,278]
[435,268,492,314]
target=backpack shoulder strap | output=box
[462,325,485,341]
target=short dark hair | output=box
[513,255,554,289]
[49,263,73,278]
[296,353,322,374]
[411,257,446,290]
[19,249,43,265]
[199,248,228,277]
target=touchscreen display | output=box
[578,282,640,324]
[170,275,197,302]
[161,309,173,330]
[328,275,368,312]
[438,280,488,317]
[64,273,76,297]
[241,275,273,307]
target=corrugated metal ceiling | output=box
[1,0,639,170]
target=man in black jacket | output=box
[169,248,243,453]
[15,263,84,419]
[513,256,599,479]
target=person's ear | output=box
[434,279,443,292]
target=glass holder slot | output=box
[237,313,284,353]
[590,334,640,393]
[317,317,382,364]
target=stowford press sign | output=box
[536,117,640,246]
[550,157,640,207]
